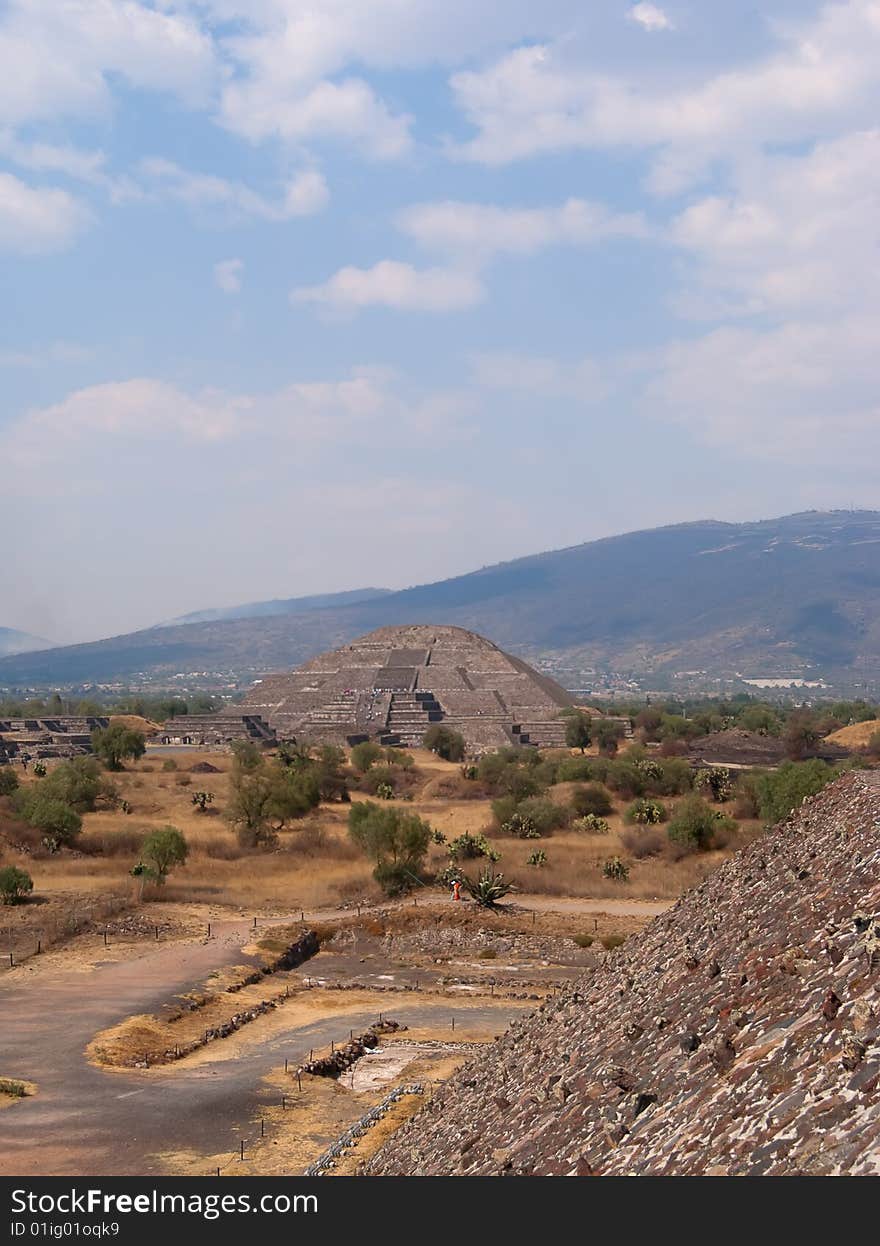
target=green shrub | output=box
[0,865,33,905]
[0,767,20,796]
[604,758,646,799]
[573,933,593,948]
[555,756,594,782]
[526,849,547,867]
[499,812,540,839]
[667,796,734,852]
[625,798,668,825]
[31,761,47,778]
[423,725,466,762]
[601,933,626,950]
[447,832,499,861]
[602,857,629,882]
[752,760,840,824]
[350,741,382,773]
[161,758,178,772]
[515,796,570,834]
[571,783,613,817]
[384,747,413,769]
[14,791,82,848]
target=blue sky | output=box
[2,0,879,643]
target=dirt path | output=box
[510,894,674,918]
[0,913,523,1176]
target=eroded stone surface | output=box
[369,772,880,1175]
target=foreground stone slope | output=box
[369,771,880,1175]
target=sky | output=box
[2,0,879,644]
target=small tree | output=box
[348,801,432,895]
[350,741,382,773]
[15,792,82,849]
[230,738,263,772]
[595,720,625,756]
[139,827,188,884]
[0,866,33,905]
[91,725,145,771]
[423,725,466,762]
[565,713,592,753]
[783,712,820,761]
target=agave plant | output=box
[461,868,516,908]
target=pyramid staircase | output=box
[379,691,444,747]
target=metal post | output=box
[240,1141,244,1161]
[103,931,108,947]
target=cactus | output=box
[462,868,516,908]
[603,856,629,882]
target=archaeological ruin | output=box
[238,624,577,751]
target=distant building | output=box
[0,716,109,760]
[159,714,276,747]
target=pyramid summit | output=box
[240,623,575,750]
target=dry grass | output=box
[826,719,880,748]
[9,747,756,915]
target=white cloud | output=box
[627,4,673,32]
[139,158,328,221]
[291,260,485,314]
[0,0,216,130]
[214,258,244,294]
[0,172,91,252]
[643,317,880,463]
[221,74,412,159]
[670,130,880,319]
[399,197,649,263]
[283,168,329,216]
[212,0,581,156]
[5,367,475,480]
[451,1,880,170]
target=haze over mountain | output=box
[163,587,391,627]
[1,511,878,690]
[0,628,55,659]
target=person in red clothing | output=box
[452,879,461,902]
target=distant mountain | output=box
[0,627,54,658]
[1,511,879,689]
[163,587,391,626]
